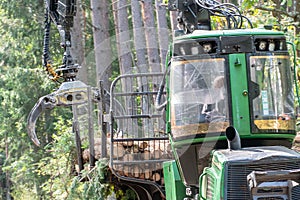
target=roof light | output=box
[180,46,186,55]
[259,41,267,51]
[269,42,275,51]
[279,41,283,50]
[191,46,199,55]
[203,43,212,53]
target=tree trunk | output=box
[141,1,161,73]
[170,11,179,36]
[155,0,169,69]
[112,0,135,136]
[131,0,148,73]
[113,0,133,75]
[71,0,87,84]
[90,0,113,89]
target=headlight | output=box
[259,41,267,51]
[268,42,275,51]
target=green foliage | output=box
[35,118,75,199]
[66,160,137,200]
[3,116,73,199]
[242,0,259,10]
[0,0,74,198]
[0,0,63,71]
[241,0,299,29]
[0,1,43,68]
[0,67,72,199]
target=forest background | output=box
[0,0,299,199]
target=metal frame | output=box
[108,73,173,196]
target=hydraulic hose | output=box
[43,10,51,67]
[155,63,170,111]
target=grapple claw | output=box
[27,81,91,146]
[27,95,57,146]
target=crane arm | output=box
[167,0,253,33]
[27,0,84,146]
[43,0,79,82]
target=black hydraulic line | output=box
[194,0,252,29]
[155,63,170,111]
[187,4,197,19]
[241,15,254,28]
[43,6,51,68]
[42,1,61,82]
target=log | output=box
[143,150,151,160]
[133,165,142,178]
[115,165,124,176]
[112,144,125,159]
[94,137,102,145]
[161,152,172,159]
[139,141,148,151]
[151,172,161,182]
[82,138,172,165]
[144,168,152,180]
[123,165,132,177]
[294,135,300,143]
[123,153,135,162]
[82,149,89,163]
[159,141,171,153]
[82,144,101,163]
[94,144,101,159]
[148,140,171,152]
[151,149,162,159]
[155,162,162,170]
[139,173,145,179]
[122,140,133,148]
[132,143,140,153]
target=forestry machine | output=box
[27,0,300,199]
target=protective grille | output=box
[225,159,300,200]
[109,73,173,187]
[257,198,284,200]
[291,185,300,200]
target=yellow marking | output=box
[254,119,296,131]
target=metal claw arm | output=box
[27,81,99,146]
[27,95,57,146]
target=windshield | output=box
[170,58,230,139]
[249,54,295,133]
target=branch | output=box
[255,5,298,19]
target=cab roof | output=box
[175,28,285,41]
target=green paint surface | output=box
[229,54,251,136]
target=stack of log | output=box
[112,140,172,159]
[112,140,172,185]
[82,137,103,162]
[81,137,172,184]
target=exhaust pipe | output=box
[225,126,241,150]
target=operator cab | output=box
[170,54,229,139]
[249,54,295,134]
[168,29,296,186]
